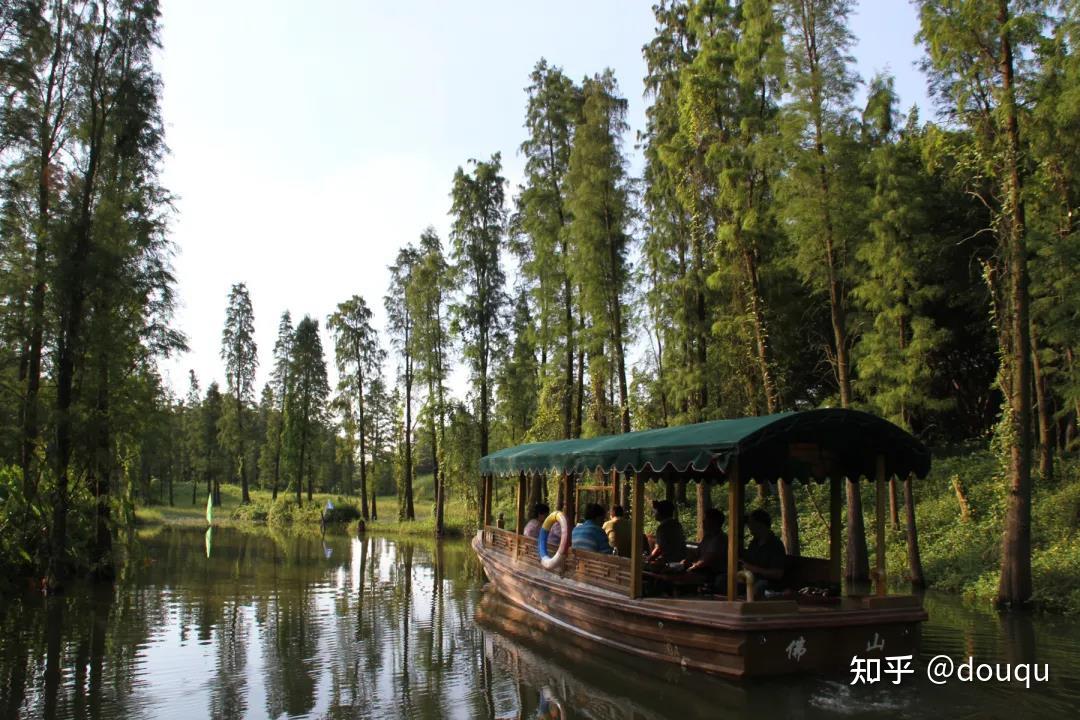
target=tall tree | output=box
[779,0,868,581]
[328,295,384,519]
[407,229,452,535]
[268,311,294,500]
[497,290,540,447]
[917,0,1049,607]
[450,154,508,461]
[566,70,633,436]
[185,370,202,505]
[642,0,697,431]
[203,382,225,507]
[853,91,951,430]
[285,316,329,505]
[7,1,77,502]
[514,60,581,439]
[46,0,180,588]
[1028,7,1080,476]
[221,282,257,504]
[386,245,420,521]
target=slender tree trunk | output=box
[997,0,1033,607]
[435,343,448,536]
[91,358,113,578]
[573,303,586,438]
[297,425,306,506]
[237,395,250,504]
[693,230,708,415]
[358,377,369,519]
[695,482,711,541]
[48,10,109,591]
[904,475,925,588]
[21,14,68,503]
[845,478,870,584]
[429,382,442,536]
[889,477,899,530]
[1030,319,1053,482]
[404,353,415,521]
[563,241,575,440]
[609,235,631,433]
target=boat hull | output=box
[473,528,925,679]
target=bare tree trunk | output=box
[889,477,899,530]
[845,478,870,584]
[695,482,711,541]
[573,302,586,438]
[91,357,113,579]
[563,244,575,440]
[1030,319,1053,482]
[904,475,925,587]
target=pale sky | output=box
[157,0,931,401]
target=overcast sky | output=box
[156,0,932,400]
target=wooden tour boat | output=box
[471,409,931,679]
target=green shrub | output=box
[230,500,270,524]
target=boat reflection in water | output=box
[476,588,754,720]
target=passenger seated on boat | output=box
[741,509,787,596]
[523,503,549,540]
[603,505,633,557]
[683,508,727,579]
[647,499,687,566]
[547,503,565,549]
[572,503,614,554]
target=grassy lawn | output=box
[136,477,472,538]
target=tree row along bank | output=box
[1,1,1077,611]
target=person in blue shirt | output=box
[571,503,613,554]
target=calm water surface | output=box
[1,526,1078,719]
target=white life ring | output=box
[537,511,569,571]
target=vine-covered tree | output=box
[917,0,1049,607]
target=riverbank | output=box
[790,447,1080,615]
[137,447,1080,614]
[135,480,471,538]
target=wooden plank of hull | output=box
[474,531,925,678]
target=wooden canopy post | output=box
[629,473,644,598]
[515,471,527,534]
[610,469,619,508]
[875,455,887,596]
[483,474,493,527]
[829,474,842,586]
[726,458,743,601]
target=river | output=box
[0,526,1077,719]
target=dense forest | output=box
[1,0,1077,609]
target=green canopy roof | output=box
[479,409,931,483]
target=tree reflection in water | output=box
[1,527,1079,719]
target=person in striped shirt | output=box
[571,503,614,554]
